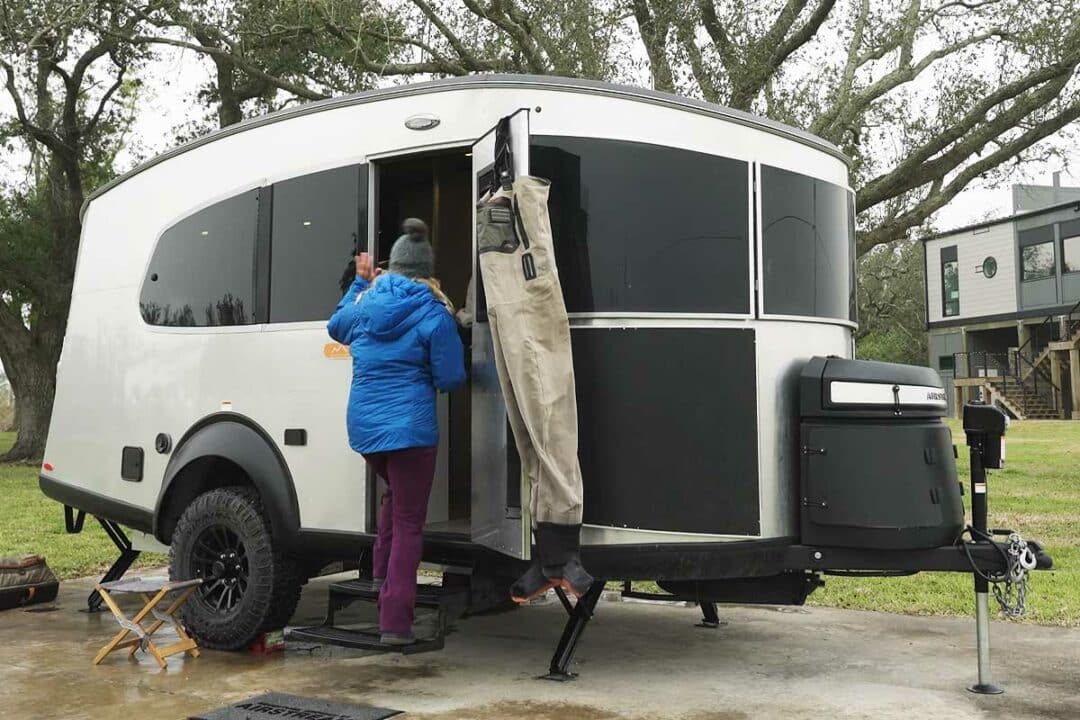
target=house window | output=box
[941,245,959,317]
[1021,242,1056,281]
[938,355,956,373]
[1062,219,1080,274]
[1019,225,1056,281]
[529,136,750,314]
[270,165,366,323]
[140,190,261,327]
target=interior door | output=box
[470,109,531,559]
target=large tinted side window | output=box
[270,165,366,323]
[761,165,853,321]
[140,190,260,327]
[530,136,749,313]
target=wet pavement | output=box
[1,572,1077,719]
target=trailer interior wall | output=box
[44,79,852,547]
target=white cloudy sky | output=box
[2,44,1079,234]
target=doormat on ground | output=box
[191,692,401,720]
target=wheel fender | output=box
[155,413,300,545]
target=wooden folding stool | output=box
[92,577,202,669]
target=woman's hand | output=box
[355,252,382,283]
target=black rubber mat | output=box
[191,692,401,719]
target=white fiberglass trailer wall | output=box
[42,76,854,561]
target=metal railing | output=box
[1016,297,1080,364]
[1067,298,1080,338]
[952,350,1060,418]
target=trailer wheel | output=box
[170,486,301,650]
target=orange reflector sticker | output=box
[324,342,350,359]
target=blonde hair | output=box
[415,277,455,314]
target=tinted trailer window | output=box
[270,165,367,323]
[531,136,750,314]
[761,166,854,321]
[140,189,260,326]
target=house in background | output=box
[924,174,1080,419]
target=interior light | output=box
[303,221,312,226]
[465,152,472,157]
[200,231,209,236]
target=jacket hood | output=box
[358,273,444,340]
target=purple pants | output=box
[365,446,437,634]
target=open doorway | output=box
[374,149,474,536]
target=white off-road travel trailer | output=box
[41,75,1048,679]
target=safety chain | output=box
[991,533,1038,618]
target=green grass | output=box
[808,419,1080,626]
[1,421,1077,623]
[0,431,165,579]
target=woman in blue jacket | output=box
[328,221,465,645]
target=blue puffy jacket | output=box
[327,273,466,455]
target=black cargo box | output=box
[799,357,963,550]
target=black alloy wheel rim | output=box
[192,524,249,613]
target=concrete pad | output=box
[1,573,1077,720]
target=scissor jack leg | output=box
[541,581,604,681]
[85,518,141,613]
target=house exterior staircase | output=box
[986,379,1062,420]
[1019,318,1080,383]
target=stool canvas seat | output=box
[92,576,202,669]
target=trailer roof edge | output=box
[81,75,850,221]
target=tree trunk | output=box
[1,348,55,463]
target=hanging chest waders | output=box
[476,177,594,600]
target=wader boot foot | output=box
[511,562,557,603]
[555,557,594,599]
[536,523,594,598]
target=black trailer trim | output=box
[39,474,154,533]
[784,542,1053,574]
[156,411,301,544]
[301,529,1052,582]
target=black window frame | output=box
[940,245,959,318]
[938,355,956,373]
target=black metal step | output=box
[287,625,444,654]
[329,579,464,608]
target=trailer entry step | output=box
[329,578,459,608]
[287,625,444,654]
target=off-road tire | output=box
[170,486,301,650]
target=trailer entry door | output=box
[470,110,531,559]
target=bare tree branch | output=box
[632,0,675,91]
[858,99,1080,250]
[0,59,66,154]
